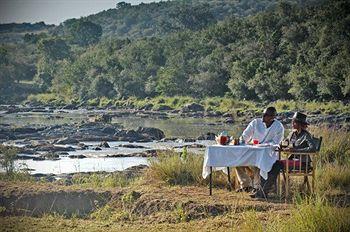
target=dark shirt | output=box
[287,129,316,163]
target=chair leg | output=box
[209,167,212,196]
[276,171,281,196]
[227,167,232,191]
[285,171,289,199]
[305,176,311,193]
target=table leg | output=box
[209,166,213,196]
[227,167,232,191]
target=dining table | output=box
[202,144,279,195]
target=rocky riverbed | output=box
[1,104,349,175]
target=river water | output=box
[0,109,244,174]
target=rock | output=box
[181,103,205,112]
[13,127,39,134]
[62,104,78,110]
[156,105,173,111]
[16,154,35,160]
[56,137,79,145]
[95,147,102,151]
[101,126,116,135]
[68,154,87,159]
[33,156,45,161]
[224,118,234,124]
[34,144,75,152]
[118,144,147,149]
[78,143,89,150]
[197,132,216,140]
[41,152,60,160]
[88,114,112,123]
[99,141,110,148]
[136,127,165,140]
[176,138,196,143]
[140,103,153,110]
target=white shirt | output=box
[241,118,284,146]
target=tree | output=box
[37,37,70,61]
[68,20,102,46]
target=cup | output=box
[220,136,228,145]
[253,139,259,145]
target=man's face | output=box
[263,114,275,124]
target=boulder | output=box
[118,144,148,149]
[56,137,79,145]
[224,118,234,124]
[197,132,216,140]
[99,141,110,148]
[156,105,173,111]
[136,127,165,140]
[101,126,116,135]
[68,154,87,159]
[181,103,205,112]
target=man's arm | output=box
[268,123,284,146]
[241,119,255,143]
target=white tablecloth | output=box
[202,144,278,180]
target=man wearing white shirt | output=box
[235,107,284,195]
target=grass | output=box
[69,172,138,189]
[1,126,350,231]
[147,150,205,186]
[24,94,350,116]
[240,196,350,232]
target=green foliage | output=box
[1,0,350,103]
[37,37,70,61]
[148,150,205,186]
[66,20,102,46]
[0,145,18,174]
[240,197,350,232]
[71,172,135,189]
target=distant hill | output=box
[0,22,54,44]
[55,0,280,39]
[0,0,320,43]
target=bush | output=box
[71,172,135,188]
[0,145,18,174]
[240,197,350,232]
[316,163,350,194]
[148,150,204,186]
[309,127,350,165]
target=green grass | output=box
[69,172,138,189]
[240,196,350,232]
[25,94,350,116]
[148,150,205,186]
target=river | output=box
[0,109,244,174]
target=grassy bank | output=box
[26,94,350,115]
[1,128,349,231]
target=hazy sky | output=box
[0,0,163,25]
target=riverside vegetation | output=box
[0,127,349,231]
[1,0,349,104]
[1,0,349,231]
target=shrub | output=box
[0,145,18,174]
[148,150,204,186]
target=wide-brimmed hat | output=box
[292,112,309,125]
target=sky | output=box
[0,0,163,25]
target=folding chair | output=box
[279,137,322,198]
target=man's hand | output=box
[283,147,295,152]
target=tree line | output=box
[0,0,349,103]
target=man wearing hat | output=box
[235,106,284,196]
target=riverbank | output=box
[1,124,350,231]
